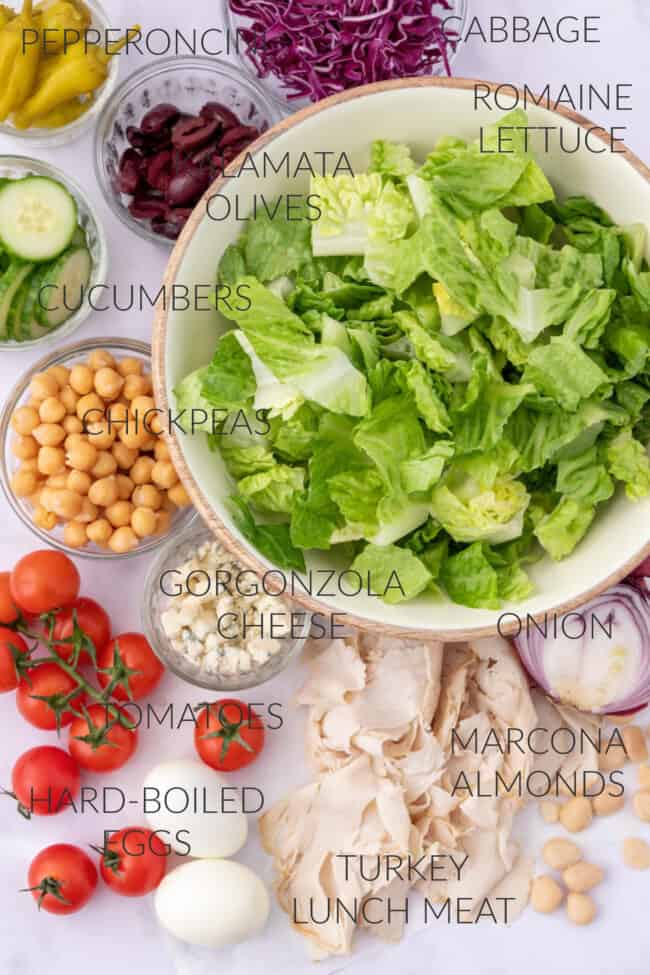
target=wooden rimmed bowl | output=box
[153,77,650,641]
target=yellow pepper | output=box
[34,0,91,54]
[13,23,139,129]
[28,93,91,126]
[0,5,15,28]
[0,0,41,122]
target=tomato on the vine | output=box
[194,699,265,772]
[95,827,168,897]
[10,551,80,615]
[25,844,97,915]
[68,704,137,772]
[97,633,164,701]
[16,662,84,731]
[53,597,111,665]
[11,746,80,818]
[0,627,28,692]
[0,572,19,624]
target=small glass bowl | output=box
[224,0,469,115]
[0,336,196,559]
[142,520,312,691]
[0,0,122,147]
[0,156,108,352]
[94,55,281,247]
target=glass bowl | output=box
[0,0,122,147]
[0,156,108,352]
[0,336,196,559]
[93,55,281,247]
[224,0,469,115]
[142,520,312,691]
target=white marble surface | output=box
[0,0,649,973]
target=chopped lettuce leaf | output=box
[350,543,432,603]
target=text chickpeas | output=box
[8,350,190,551]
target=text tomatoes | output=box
[26,844,97,915]
[11,551,80,615]
[97,633,164,701]
[12,746,80,817]
[0,571,19,624]
[194,699,265,772]
[53,597,111,664]
[68,704,137,772]
[0,627,28,692]
[97,827,168,897]
[16,662,84,730]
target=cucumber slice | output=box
[20,264,52,339]
[70,226,87,249]
[0,177,77,262]
[37,248,91,328]
[6,278,30,340]
[0,262,35,340]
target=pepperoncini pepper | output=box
[34,0,91,54]
[0,0,41,122]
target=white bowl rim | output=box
[153,75,650,641]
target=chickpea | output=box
[130,455,155,485]
[38,397,66,424]
[116,474,134,500]
[562,862,604,894]
[107,401,129,426]
[542,838,582,871]
[623,726,648,763]
[88,476,119,508]
[123,373,149,400]
[139,434,157,452]
[132,484,162,510]
[633,791,650,823]
[74,498,98,524]
[559,797,592,833]
[154,509,171,535]
[18,458,39,473]
[33,423,66,447]
[63,415,83,435]
[91,451,118,479]
[530,876,563,914]
[162,494,176,512]
[41,488,82,519]
[69,364,94,395]
[108,526,138,554]
[167,482,190,507]
[117,357,142,377]
[105,500,133,528]
[94,367,124,401]
[66,439,97,472]
[76,393,104,425]
[154,439,170,462]
[64,432,85,451]
[119,421,149,450]
[130,395,155,418]
[112,441,138,470]
[538,801,560,825]
[63,521,87,548]
[131,506,156,538]
[85,419,115,450]
[46,473,68,490]
[592,788,625,816]
[48,365,70,387]
[30,372,58,401]
[59,385,79,414]
[12,435,38,460]
[623,837,650,870]
[27,397,42,410]
[11,406,39,436]
[151,460,178,490]
[11,468,39,497]
[86,518,112,546]
[566,893,596,926]
[67,469,92,495]
[87,349,116,371]
[33,505,57,530]
[140,374,153,396]
[38,445,66,476]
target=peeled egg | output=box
[143,759,248,859]
[155,859,270,948]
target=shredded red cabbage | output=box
[229,0,459,102]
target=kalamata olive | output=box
[151,217,182,240]
[171,116,220,151]
[128,193,168,220]
[166,166,210,207]
[126,126,148,150]
[219,124,259,148]
[147,150,173,192]
[118,148,143,194]
[192,144,218,166]
[199,102,240,128]
[140,103,180,134]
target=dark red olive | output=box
[199,102,240,128]
[141,103,180,134]
[147,150,173,192]
[171,116,220,151]
[128,193,168,220]
[166,166,210,207]
[118,148,143,194]
[192,144,217,166]
[218,124,259,148]
[151,217,182,240]
[126,126,148,150]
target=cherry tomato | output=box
[11,746,80,817]
[11,551,80,615]
[16,662,84,730]
[26,844,97,915]
[53,597,111,665]
[97,633,164,701]
[0,627,28,693]
[194,699,265,772]
[0,571,19,624]
[96,827,168,897]
[68,704,137,772]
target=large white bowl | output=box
[154,78,650,640]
